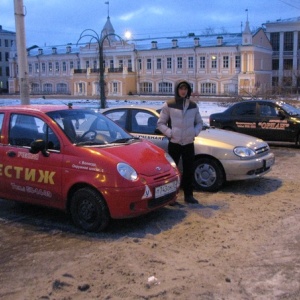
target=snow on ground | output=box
[0,98,229,124]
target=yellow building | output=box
[9,16,273,98]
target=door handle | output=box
[7,151,16,157]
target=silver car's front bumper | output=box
[221,152,275,181]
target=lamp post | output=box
[77,30,123,109]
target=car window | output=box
[9,113,60,150]
[259,104,277,117]
[131,110,158,134]
[104,110,128,128]
[233,103,256,116]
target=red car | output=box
[0,105,180,231]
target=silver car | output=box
[103,106,275,192]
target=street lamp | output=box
[77,29,123,109]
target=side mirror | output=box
[30,139,50,157]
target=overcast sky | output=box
[1,0,300,47]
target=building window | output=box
[159,82,172,93]
[283,77,292,86]
[147,59,152,70]
[62,62,67,72]
[93,60,97,69]
[201,82,216,94]
[211,56,217,69]
[28,64,32,73]
[283,59,293,70]
[5,39,8,47]
[156,58,162,70]
[188,56,194,69]
[35,63,39,73]
[177,57,183,69]
[272,76,279,87]
[5,52,9,61]
[48,62,52,72]
[128,59,132,70]
[167,57,172,69]
[199,56,205,69]
[57,83,68,94]
[223,56,229,68]
[43,83,53,93]
[140,82,153,93]
[55,62,59,72]
[0,67,2,76]
[112,82,120,93]
[272,59,279,70]
[85,61,89,69]
[138,59,142,70]
[109,60,114,69]
[70,61,74,69]
[31,83,40,93]
[284,32,293,52]
[6,67,9,76]
[0,52,1,61]
[42,63,46,73]
[270,32,280,51]
[235,56,241,68]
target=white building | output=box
[9,16,273,98]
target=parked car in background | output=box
[209,100,300,146]
[102,106,275,192]
[0,105,181,232]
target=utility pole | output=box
[14,0,30,104]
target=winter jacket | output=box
[157,81,203,145]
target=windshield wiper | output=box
[76,141,107,146]
[113,137,140,143]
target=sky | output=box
[1,0,300,47]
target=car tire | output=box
[70,187,110,232]
[193,157,225,192]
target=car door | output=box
[230,102,259,137]
[256,102,291,141]
[128,109,168,151]
[1,112,63,206]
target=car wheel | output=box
[193,157,225,192]
[70,187,110,232]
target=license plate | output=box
[155,181,177,198]
[264,157,274,168]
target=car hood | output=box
[97,140,173,176]
[197,128,268,150]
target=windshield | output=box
[277,102,300,116]
[47,109,137,145]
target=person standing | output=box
[157,80,203,204]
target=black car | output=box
[209,100,300,146]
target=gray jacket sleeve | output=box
[157,102,172,138]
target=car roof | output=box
[103,105,162,114]
[0,104,82,113]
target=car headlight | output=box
[117,163,138,181]
[233,146,256,158]
[165,153,177,168]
